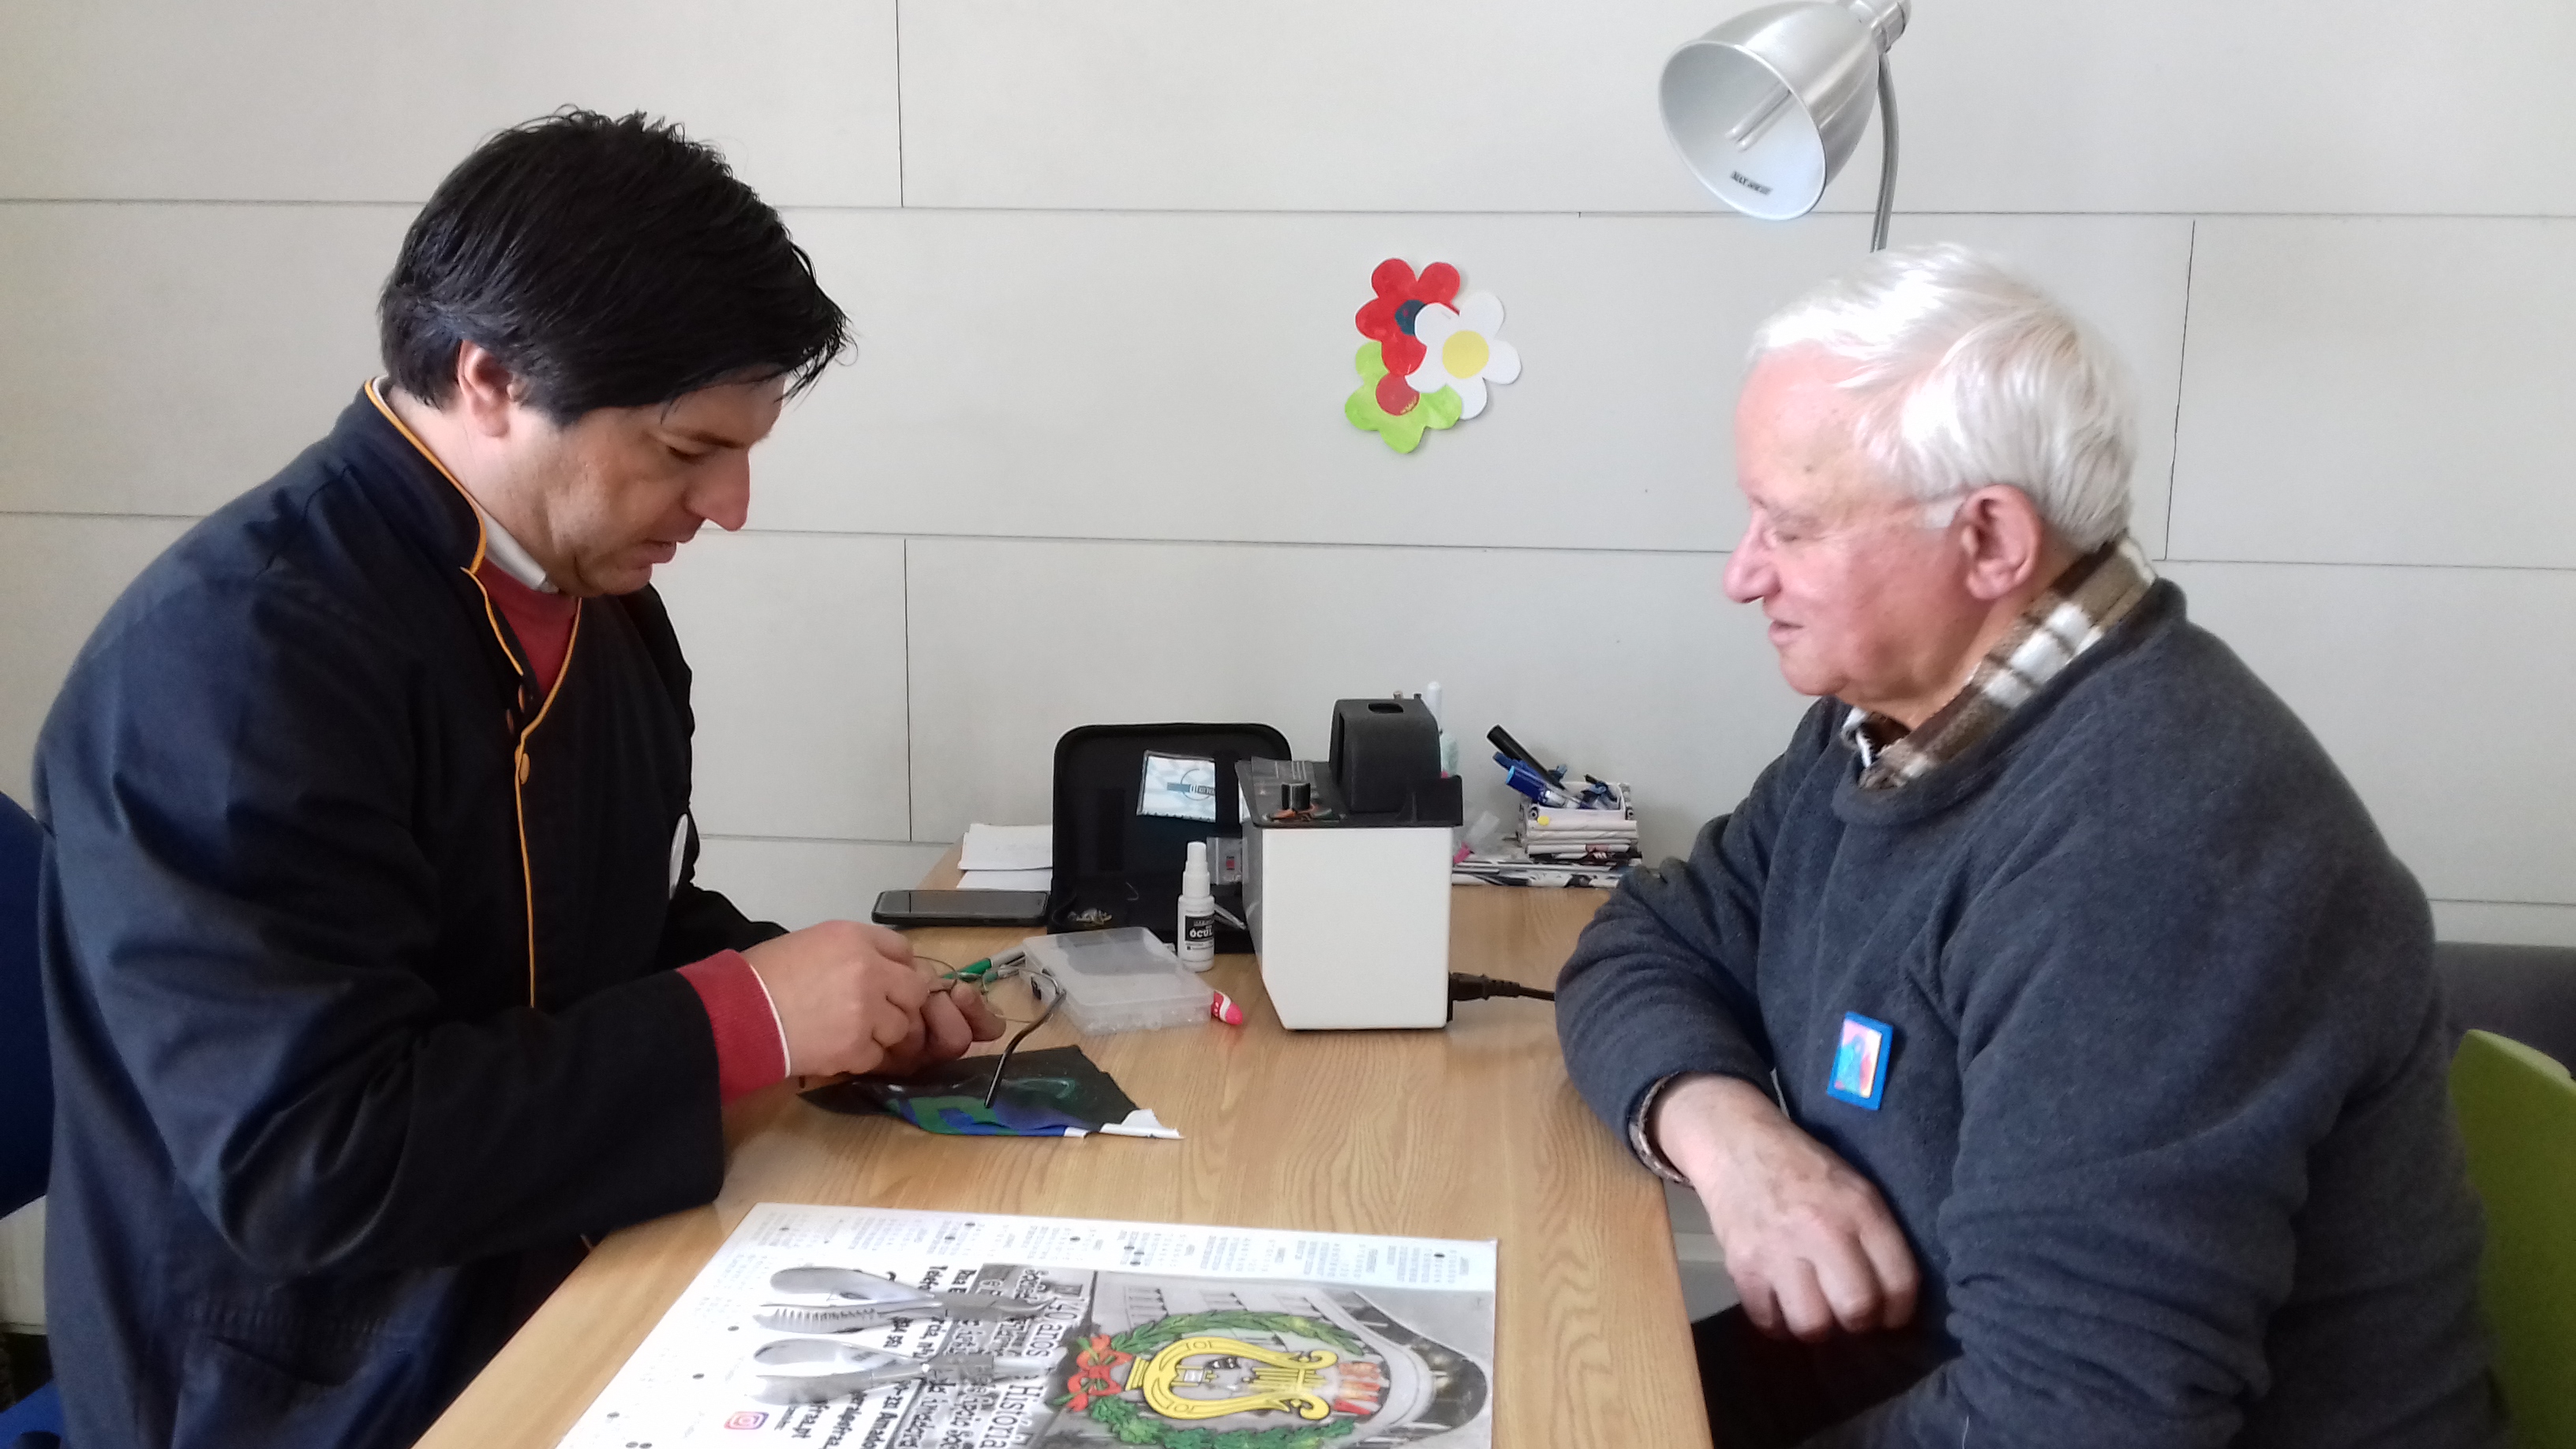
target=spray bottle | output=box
[1425,681,1459,778]
[1177,840,1217,969]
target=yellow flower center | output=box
[1442,330,1490,379]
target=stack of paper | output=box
[958,822,1051,890]
[1451,856,1631,889]
[1519,788,1641,863]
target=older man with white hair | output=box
[1557,245,2499,1447]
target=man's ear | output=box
[450,341,524,440]
[1952,485,2057,604]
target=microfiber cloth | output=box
[802,1046,1178,1139]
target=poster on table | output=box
[559,1202,1496,1448]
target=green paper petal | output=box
[1380,406,1431,452]
[1344,343,1454,452]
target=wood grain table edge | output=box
[416,1204,722,1448]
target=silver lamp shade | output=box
[1660,0,1908,222]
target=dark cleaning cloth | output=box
[804,1046,1143,1136]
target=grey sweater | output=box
[1557,582,2500,1447]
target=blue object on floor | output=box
[2,796,64,1444]
[0,791,47,1219]
[0,1379,65,1445]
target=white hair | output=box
[1748,243,2136,551]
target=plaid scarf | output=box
[1842,535,2156,791]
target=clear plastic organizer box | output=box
[1018,927,1215,1035]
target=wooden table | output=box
[417,863,1712,1448]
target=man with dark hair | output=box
[35,111,1000,1449]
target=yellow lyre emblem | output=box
[1128,1336,1337,1422]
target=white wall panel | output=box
[2169,219,2576,568]
[648,532,912,844]
[1886,0,2576,217]
[766,209,2186,552]
[1664,1182,1740,1320]
[694,836,948,931]
[0,204,406,516]
[897,0,1721,213]
[899,1,2576,217]
[904,537,1812,860]
[0,204,2185,550]
[0,2,898,207]
[0,1201,40,1331]
[2430,900,2576,949]
[0,515,195,803]
[2166,561,2576,908]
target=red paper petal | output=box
[1380,332,1425,378]
[1415,262,1460,305]
[1356,297,1402,341]
[1372,258,1418,300]
[1376,373,1420,417]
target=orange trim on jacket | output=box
[363,378,582,1007]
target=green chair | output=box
[2453,1029,2576,1449]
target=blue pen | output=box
[1497,750,1570,787]
[1496,754,1574,807]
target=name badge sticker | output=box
[1826,1012,1893,1110]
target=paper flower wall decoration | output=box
[1408,294,1520,419]
[1346,258,1517,452]
[1357,260,1458,387]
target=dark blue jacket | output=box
[35,391,781,1448]
[1558,583,2502,1447]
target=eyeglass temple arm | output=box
[1870,57,1898,253]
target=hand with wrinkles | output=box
[1655,1073,1921,1342]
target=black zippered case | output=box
[1046,721,1291,949]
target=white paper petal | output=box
[1452,373,1488,419]
[1482,339,1522,384]
[1096,1108,1181,1140]
[1410,304,1461,349]
[1408,354,1454,391]
[1456,292,1504,335]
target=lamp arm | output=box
[1870,55,1899,252]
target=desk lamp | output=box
[1659,0,1911,249]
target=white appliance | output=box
[1238,698,1462,1030]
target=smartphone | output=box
[870,889,1051,928]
